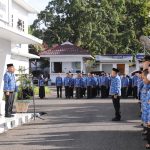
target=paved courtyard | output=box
[0,94,146,150]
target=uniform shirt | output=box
[92,77,97,87]
[3,71,16,92]
[86,77,93,86]
[100,76,109,87]
[140,84,150,123]
[82,77,87,88]
[121,77,129,87]
[39,79,45,86]
[98,76,101,86]
[55,76,63,86]
[137,78,144,97]
[132,75,138,87]
[74,78,82,87]
[146,89,150,123]
[64,77,70,86]
[109,75,121,96]
[70,77,75,87]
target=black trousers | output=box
[96,86,100,96]
[76,87,81,99]
[87,86,92,99]
[101,85,107,98]
[121,87,128,98]
[65,86,70,98]
[5,92,15,116]
[92,87,96,98]
[147,128,150,144]
[112,95,121,119]
[39,86,45,99]
[82,88,86,97]
[69,87,74,98]
[56,86,62,98]
[133,86,138,99]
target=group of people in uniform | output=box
[4,55,150,148]
[55,69,122,122]
[135,55,150,149]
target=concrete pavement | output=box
[0,94,146,150]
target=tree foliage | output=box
[30,0,150,55]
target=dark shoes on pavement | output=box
[112,117,121,121]
[5,114,14,118]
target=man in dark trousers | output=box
[55,73,63,98]
[64,73,71,99]
[3,64,17,117]
[132,73,139,99]
[74,73,82,99]
[121,74,129,98]
[86,73,93,99]
[109,68,121,121]
[39,74,45,99]
[69,74,75,98]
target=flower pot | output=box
[15,100,32,113]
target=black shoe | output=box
[112,117,121,121]
[5,115,14,118]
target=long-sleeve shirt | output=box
[74,78,82,87]
[70,78,75,87]
[86,77,93,86]
[132,75,138,87]
[56,76,63,86]
[100,76,109,87]
[64,77,70,86]
[39,79,45,86]
[121,77,129,87]
[140,84,150,123]
[3,72,16,92]
[109,75,121,96]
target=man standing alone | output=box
[55,73,63,98]
[109,68,121,121]
[3,64,17,117]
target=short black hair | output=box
[7,64,13,68]
[112,68,119,73]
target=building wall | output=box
[0,38,11,115]
[10,54,29,74]
[12,1,28,33]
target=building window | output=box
[54,62,62,73]
[17,19,24,31]
[72,62,81,73]
[11,15,13,27]
[16,44,21,48]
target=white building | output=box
[0,0,42,115]
[39,42,92,83]
[95,54,145,75]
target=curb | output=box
[0,113,35,134]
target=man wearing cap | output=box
[109,68,121,121]
[3,64,17,117]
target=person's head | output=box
[7,64,14,73]
[142,55,150,70]
[88,73,91,77]
[142,69,150,84]
[66,73,69,77]
[71,74,73,77]
[111,68,119,77]
[58,73,61,77]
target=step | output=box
[0,113,34,134]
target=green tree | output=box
[30,0,150,55]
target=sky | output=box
[24,0,50,25]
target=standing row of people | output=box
[136,55,150,149]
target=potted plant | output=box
[15,66,33,113]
